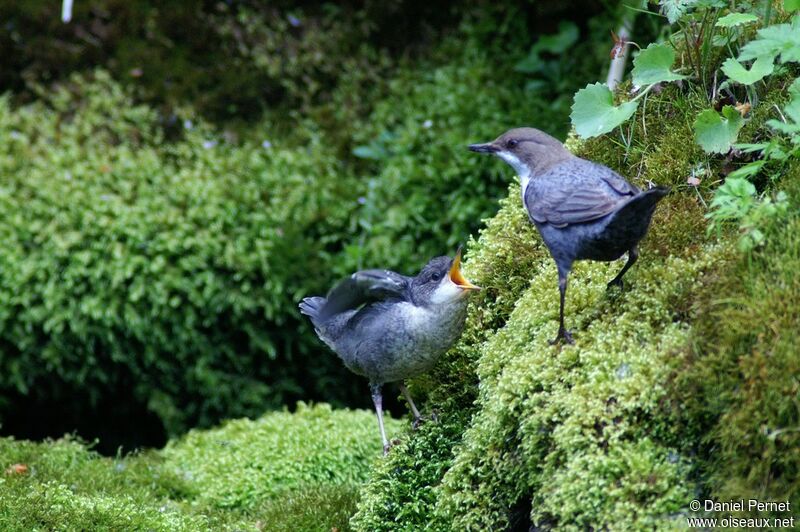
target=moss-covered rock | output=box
[351,72,800,529]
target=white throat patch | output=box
[497,150,532,196]
[430,277,466,305]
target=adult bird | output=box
[469,127,668,344]
[299,249,480,454]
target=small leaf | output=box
[631,43,686,86]
[739,15,800,63]
[715,13,759,28]
[660,0,698,24]
[571,83,639,138]
[694,106,745,154]
[721,56,774,85]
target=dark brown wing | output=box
[525,160,636,228]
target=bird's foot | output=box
[411,412,439,430]
[382,441,395,456]
[549,328,574,345]
[606,278,624,291]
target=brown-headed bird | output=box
[470,127,668,344]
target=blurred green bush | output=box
[0,2,612,445]
[0,72,363,436]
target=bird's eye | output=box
[433,271,445,282]
[506,139,518,149]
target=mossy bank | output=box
[0,404,401,531]
[352,77,800,529]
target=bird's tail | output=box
[609,186,669,234]
[299,296,327,328]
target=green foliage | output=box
[571,43,686,139]
[706,177,789,251]
[726,78,800,183]
[721,55,775,85]
[675,167,800,518]
[0,404,395,531]
[0,72,365,435]
[660,0,698,24]
[693,106,745,153]
[161,403,400,510]
[631,42,687,86]
[570,83,639,138]
[715,12,759,27]
[738,14,800,63]
[767,77,800,137]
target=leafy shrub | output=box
[0,71,365,436]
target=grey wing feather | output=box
[526,160,637,228]
[317,269,410,322]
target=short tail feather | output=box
[299,296,326,325]
[611,186,669,228]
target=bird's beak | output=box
[449,247,481,290]
[468,142,499,154]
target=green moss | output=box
[674,160,800,518]
[0,404,398,531]
[352,69,799,529]
[161,403,400,510]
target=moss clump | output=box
[674,161,800,518]
[0,404,398,531]
[352,71,798,528]
[351,188,543,530]
[161,403,400,510]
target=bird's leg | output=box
[550,269,574,345]
[607,246,639,290]
[370,382,391,455]
[399,382,423,429]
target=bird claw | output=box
[411,413,439,430]
[549,328,574,345]
[383,439,401,456]
[606,278,624,290]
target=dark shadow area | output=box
[0,385,167,456]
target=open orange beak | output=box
[449,247,481,290]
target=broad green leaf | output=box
[786,0,800,13]
[715,13,759,28]
[631,43,686,86]
[739,15,800,63]
[694,106,745,153]
[571,82,639,138]
[721,56,774,85]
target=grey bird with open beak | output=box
[470,127,668,344]
[299,249,480,454]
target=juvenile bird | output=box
[469,127,668,344]
[299,249,480,454]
